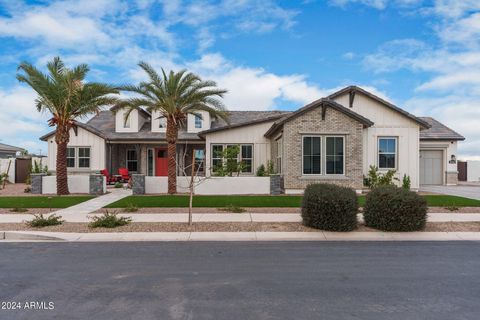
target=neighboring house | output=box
[40,86,465,192]
[0,143,24,158]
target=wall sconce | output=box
[449,155,456,164]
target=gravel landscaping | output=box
[0,222,479,233]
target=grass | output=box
[0,196,94,208]
[106,194,480,208]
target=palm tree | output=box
[17,57,119,195]
[121,62,228,194]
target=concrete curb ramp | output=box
[0,231,480,242]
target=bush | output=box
[125,202,138,212]
[26,214,64,228]
[11,206,28,213]
[364,165,398,189]
[114,181,123,188]
[89,211,132,228]
[301,184,358,231]
[402,174,411,190]
[256,164,266,176]
[364,186,427,231]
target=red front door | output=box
[155,148,168,176]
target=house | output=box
[0,143,24,158]
[40,86,465,193]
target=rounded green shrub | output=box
[301,183,358,231]
[364,186,427,231]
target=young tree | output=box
[17,57,119,195]
[121,62,228,194]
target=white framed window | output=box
[66,147,75,168]
[210,144,254,174]
[378,137,397,169]
[326,136,344,175]
[158,117,166,128]
[78,147,90,168]
[194,114,202,128]
[147,148,154,176]
[302,136,321,175]
[276,138,282,174]
[126,149,138,172]
[123,114,131,128]
[194,149,205,172]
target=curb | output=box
[0,231,480,242]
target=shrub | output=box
[125,202,139,212]
[114,181,123,188]
[364,186,427,231]
[256,164,266,176]
[402,174,411,190]
[26,214,64,228]
[364,165,398,189]
[266,160,274,175]
[301,184,358,231]
[89,211,132,228]
[11,206,28,213]
[218,204,246,213]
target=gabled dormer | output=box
[113,106,147,133]
[187,111,211,133]
[151,110,167,132]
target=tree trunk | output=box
[55,125,70,195]
[166,119,178,194]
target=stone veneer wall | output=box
[281,106,364,190]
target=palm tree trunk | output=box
[166,119,178,194]
[55,125,70,195]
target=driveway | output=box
[420,184,480,200]
[0,242,480,320]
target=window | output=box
[126,149,138,172]
[123,114,131,128]
[211,145,223,172]
[378,137,397,169]
[147,149,154,176]
[276,139,282,174]
[241,145,253,173]
[158,117,166,128]
[66,147,75,168]
[194,149,205,172]
[303,137,321,175]
[326,137,344,174]
[194,114,202,128]
[78,147,90,168]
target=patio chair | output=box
[100,169,118,185]
[118,167,130,182]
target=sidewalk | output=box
[1,212,480,223]
[50,188,131,216]
[2,230,480,242]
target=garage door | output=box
[420,150,443,185]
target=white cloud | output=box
[342,52,356,60]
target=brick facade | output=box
[279,106,364,190]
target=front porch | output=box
[106,143,206,177]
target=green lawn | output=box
[0,196,95,208]
[106,194,480,208]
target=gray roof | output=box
[419,117,465,141]
[0,143,24,152]
[328,86,431,129]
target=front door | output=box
[155,148,168,176]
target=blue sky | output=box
[0,0,479,158]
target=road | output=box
[0,241,479,319]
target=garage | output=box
[420,150,443,185]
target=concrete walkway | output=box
[50,188,132,216]
[421,185,480,200]
[1,212,480,223]
[2,230,480,242]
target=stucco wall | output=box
[467,161,480,182]
[46,127,106,173]
[204,121,275,177]
[282,106,364,192]
[333,91,421,189]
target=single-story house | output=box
[40,86,465,193]
[0,143,24,158]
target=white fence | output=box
[0,158,15,183]
[145,176,271,195]
[467,161,480,182]
[42,175,105,194]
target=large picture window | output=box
[210,144,254,174]
[66,147,90,169]
[126,149,138,172]
[378,137,397,169]
[303,136,321,175]
[211,145,224,172]
[326,137,344,174]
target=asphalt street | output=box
[0,241,479,320]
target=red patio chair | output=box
[118,167,130,182]
[100,169,118,185]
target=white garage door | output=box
[420,150,443,185]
